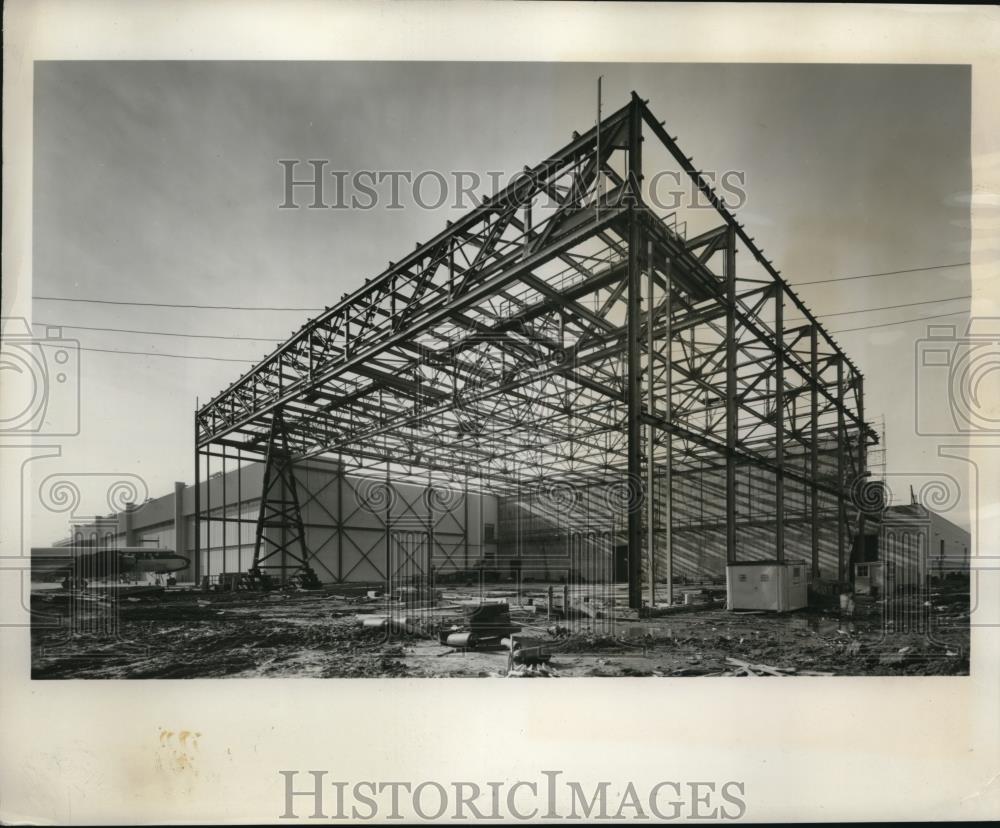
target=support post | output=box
[625,94,644,610]
[237,447,243,573]
[810,327,820,579]
[853,374,867,578]
[336,453,344,582]
[663,257,673,604]
[837,357,846,584]
[774,286,785,563]
[427,466,434,581]
[221,443,227,572]
[193,430,201,585]
[205,445,212,582]
[385,458,391,592]
[725,224,738,566]
[479,468,486,598]
[646,238,656,608]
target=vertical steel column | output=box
[774,286,785,563]
[837,357,846,583]
[205,446,212,582]
[725,224,738,566]
[279,495,287,585]
[646,238,656,608]
[810,327,820,579]
[222,443,227,573]
[237,447,243,573]
[479,469,485,601]
[854,374,867,577]
[337,452,344,582]
[193,425,201,586]
[857,376,866,475]
[625,94,644,610]
[516,470,521,584]
[384,458,391,590]
[426,467,434,578]
[663,258,673,605]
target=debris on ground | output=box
[29,582,970,679]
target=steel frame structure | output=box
[195,92,877,609]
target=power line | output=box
[794,294,970,323]
[31,296,323,312]
[793,261,969,287]
[30,261,972,309]
[39,308,971,362]
[829,309,968,335]
[32,321,284,342]
[35,294,971,344]
[37,341,255,364]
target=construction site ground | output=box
[30,581,970,679]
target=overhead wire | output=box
[29,262,973,360]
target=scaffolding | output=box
[194,92,877,609]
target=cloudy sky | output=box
[29,62,970,542]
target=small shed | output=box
[726,559,808,612]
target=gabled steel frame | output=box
[195,92,877,608]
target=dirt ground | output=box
[30,582,970,679]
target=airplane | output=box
[31,546,190,588]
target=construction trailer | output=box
[193,93,877,609]
[726,559,809,612]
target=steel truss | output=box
[249,412,319,587]
[195,92,877,608]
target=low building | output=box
[53,459,499,585]
[877,502,970,586]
